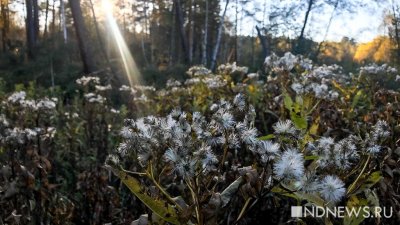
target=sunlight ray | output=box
[102,0,141,87]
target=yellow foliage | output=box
[373,38,392,62]
[354,36,392,63]
[318,39,356,65]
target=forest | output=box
[0,0,400,224]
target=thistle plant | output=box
[107,87,391,224]
[0,53,398,224]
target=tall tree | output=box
[51,0,56,34]
[44,0,50,38]
[256,25,268,58]
[188,0,195,64]
[169,0,177,66]
[210,0,230,71]
[68,0,96,73]
[174,0,189,64]
[88,0,109,64]
[390,2,400,64]
[201,0,209,65]
[60,0,67,43]
[313,0,339,59]
[1,0,9,52]
[25,0,36,58]
[33,0,39,39]
[295,0,314,54]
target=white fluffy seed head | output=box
[318,175,346,203]
[273,148,305,180]
[273,120,296,135]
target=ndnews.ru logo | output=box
[291,206,393,218]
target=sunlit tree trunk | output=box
[234,0,238,62]
[51,0,56,34]
[201,0,208,65]
[169,1,176,66]
[60,0,68,43]
[210,0,230,71]
[69,0,96,74]
[188,0,194,64]
[44,0,50,38]
[88,0,109,64]
[392,4,400,64]
[1,0,9,53]
[145,0,154,65]
[141,33,149,66]
[140,0,149,66]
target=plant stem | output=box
[347,154,371,195]
[186,178,201,225]
[148,163,183,211]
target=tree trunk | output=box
[314,0,338,60]
[44,0,49,38]
[188,0,194,64]
[392,4,400,64]
[296,0,314,54]
[33,0,39,41]
[144,0,154,65]
[141,33,149,66]
[251,34,255,68]
[25,0,36,58]
[256,25,268,59]
[174,0,189,64]
[169,1,176,66]
[51,0,56,35]
[88,0,109,64]
[60,0,68,43]
[1,0,9,53]
[201,0,208,65]
[68,0,97,74]
[210,0,230,71]
[234,0,238,62]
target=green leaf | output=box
[291,113,308,130]
[258,134,275,141]
[284,93,293,111]
[283,92,308,130]
[302,96,313,112]
[344,196,368,225]
[294,192,325,207]
[275,183,325,207]
[271,186,299,200]
[351,90,364,109]
[304,155,319,161]
[308,116,320,135]
[111,168,181,225]
[291,102,308,130]
[352,171,382,195]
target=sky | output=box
[10,0,393,44]
[226,0,392,43]
[310,0,390,42]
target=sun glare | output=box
[102,0,141,87]
[101,0,113,12]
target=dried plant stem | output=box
[347,154,371,195]
[235,197,252,223]
[186,178,201,225]
[148,162,183,211]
